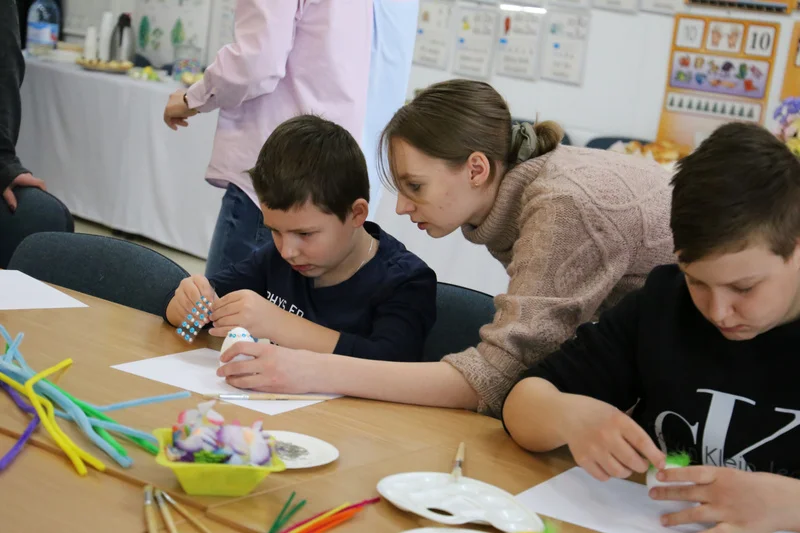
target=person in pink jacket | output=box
[163,0,372,277]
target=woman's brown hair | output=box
[378,79,564,192]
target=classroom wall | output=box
[385,6,799,295]
[406,6,799,147]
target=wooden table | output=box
[0,287,592,533]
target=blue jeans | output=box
[205,184,273,277]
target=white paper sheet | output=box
[111,348,338,416]
[516,467,705,533]
[0,270,88,311]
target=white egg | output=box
[219,327,256,367]
[646,463,696,514]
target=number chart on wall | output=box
[656,15,780,150]
[780,22,800,100]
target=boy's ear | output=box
[790,238,800,268]
[349,199,369,226]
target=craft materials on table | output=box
[160,490,214,533]
[154,400,285,496]
[112,348,339,416]
[176,296,212,343]
[378,443,549,532]
[0,270,87,311]
[402,530,488,532]
[516,466,705,533]
[0,325,190,475]
[646,452,695,515]
[273,494,381,533]
[154,487,180,533]
[144,485,214,533]
[217,326,258,363]
[264,431,339,470]
[144,485,160,533]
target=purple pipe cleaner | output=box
[0,382,41,472]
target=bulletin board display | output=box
[656,15,780,150]
[539,9,591,86]
[413,0,455,70]
[452,4,499,80]
[494,10,544,81]
[684,0,794,14]
[779,22,800,100]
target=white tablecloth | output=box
[17,57,223,258]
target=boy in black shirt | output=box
[165,115,437,365]
[504,123,800,533]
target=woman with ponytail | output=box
[215,79,675,418]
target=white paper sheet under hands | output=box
[0,270,88,311]
[111,348,339,416]
[516,467,706,533]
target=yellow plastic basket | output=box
[153,427,286,497]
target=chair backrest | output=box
[586,137,652,150]
[8,232,189,316]
[0,187,74,269]
[422,282,496,362]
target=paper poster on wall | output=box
[452,4,499,79]
[593,0,638,13]
[205,0,236,63]
[413,0,454,69]
[684,0,795,14]
[495,10,544,81]
[639,0,681,14]
[133,0,212,68]
[779,22,800,100]
[656,15,780,151]
[540,9,590,86]
[548,0,592,8]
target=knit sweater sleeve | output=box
[443,189,633,418]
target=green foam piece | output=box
[542,519,558,533]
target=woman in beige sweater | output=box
[216,80,675,417]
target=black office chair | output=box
[422,282,496,362]
[8,232,189,316]
[0,187,74,269]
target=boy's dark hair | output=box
[249,115,369,222]
[670,122,800,263]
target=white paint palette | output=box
[377,472,545,532]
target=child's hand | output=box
[172,275,216,325]
[651,466,800,533]
[563,395,665,481]
[209,290,279,339]
[215,341,317,393]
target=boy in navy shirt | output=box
[504,123,800,533]
[165,115,437,363]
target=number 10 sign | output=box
[656,14,780,152]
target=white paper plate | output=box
[377,472,545,532]
[402,529,488,532]
[264,430,339,469]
